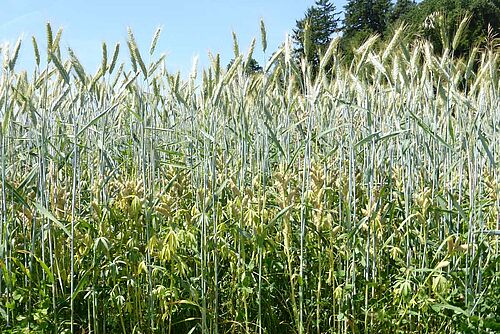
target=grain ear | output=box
[109,42,120,74]
[127,27,147,78]
[260,19,267,53]
[46,22,53,54]
[0,19,498,334]
[32,36,40,67]
[8,38,22,71]
[101,42,108,74]
[150,27,162,56]
[232,31,239,58]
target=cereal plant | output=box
[0,22,499,333]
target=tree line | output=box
[239,0,499,74]
[294,0,499,64]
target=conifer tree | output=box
[340,0,393,57]
[391,0,416,23]
[343,0,392,37]
[292,0,340,72]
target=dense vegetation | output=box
[0,20,499,334]
[292,0,499,64]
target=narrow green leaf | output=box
[34,202,70,237]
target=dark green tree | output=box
[343,0,393,37]
[292,0,340,72]
[227,57,262,75]
[402,0,500,56]
[390,0,416,23]
[341,0,392,57]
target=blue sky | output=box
[0,0,348,74]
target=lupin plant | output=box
[0,21,499,334]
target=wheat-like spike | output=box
[383,23,405,62]
[355,34,379,56]
[354,34,379,73]
[207,50,214,63]
[303,19,312,61]
[152,77,159,97]
[109,42,120,74]
[464,46,478,82]
[127,27,137,48]
[173,71,180,92]
[50,52,70,84]
[260,19,267,53]
[284,34,291,64]
[202,68,209,91]
[134,46,148,78]
[53,28,63,54]
[368,52,389,79]
[224,55,241,84]
[212,53,221,81]
[68,47,87,84]
[127,27,138,69]
[436,12,449,50]
[148,54,165,76]
[101,42,108,74]
[127,28,147,77]
[207,51,216,71]
[127,40,138,73]
[190,55,199,80]
[9,38,22,71]
[452,13,472,51]
[264,46,283,73]
[244,38,256,73]
[319,37,339,70]
[90,66,105,90]
[111,63,124,89]
[150,27,162,56]
[232,31,240,58]
[46,22,53,54]
[1,18,499,334]
[32,36,40,67]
